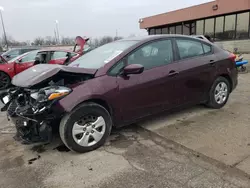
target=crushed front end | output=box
[1,86,71,144]
[0,64,96,145]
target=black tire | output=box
[59,102,112,153]
[206,76,231,109]
[0,71,10,90]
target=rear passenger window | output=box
[51,51,67,60]
[176,39,204,59]
[203,44,212,54]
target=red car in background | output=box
[0,36,88,89]
[0,56,7,64]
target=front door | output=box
[174,38,216,104]
[115,39,181,122]
[14,50,39,74]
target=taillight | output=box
[229,53,236,62]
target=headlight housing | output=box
[31,86,72,103]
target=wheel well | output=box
[219,74,232,92]
[85,99,113,116]
[0,70,10,77]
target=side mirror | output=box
[123,64,144,75]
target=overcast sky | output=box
[0,0,211,41]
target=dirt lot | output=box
[1,68,250,187]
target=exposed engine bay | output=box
[1,65,95,144]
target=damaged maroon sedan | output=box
[1,35,237,153]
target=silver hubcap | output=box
[72,116,106,147]
[214,82,228,104]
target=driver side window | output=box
[19,51,38,63]
[127,39,173,70]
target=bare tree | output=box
[98,36,113,46]
[44,36,56,45]
[61,37,74,45]
[114,36,123,41]
[89,36,123,49]
[33,37,45,46]
[0,34,27,47]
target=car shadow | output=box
[26,104,212,155]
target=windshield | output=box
[70,40,138,69]
[2,49,19,57]
[9,50,39,63]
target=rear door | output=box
[113,39,182,122]
[48,51,68,65]
[174,37,216,104]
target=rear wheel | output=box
[206,77,230,109]
[0,71,10,90]
[59,102,112,153]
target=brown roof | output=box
[140,0,250,29]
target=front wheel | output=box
[59,102,112,153]
[206,77,230,109]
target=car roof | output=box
[39,48,74,53]
[119,34,207,42]
[8,47,40,50]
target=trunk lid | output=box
[73,36,89,55]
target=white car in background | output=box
[192,35,212,42]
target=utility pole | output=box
[0,7,8,49]
[54,29,58,44]
[55,20,60,44]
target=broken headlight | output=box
[31,86,72,103]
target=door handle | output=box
[209,60,216,67]
[209,59,215,67]
[168,70,179,77]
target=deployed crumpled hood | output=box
[12,64,97,88]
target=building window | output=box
[224,14,236,39]
[183,24,190,35]
[176,25,182,34]
[169,26,175,34]
[196,20,204,35]
[205,18,215,39]
[149,28,155,35]
[236,12,249,39]
[191,22,195,35]
[215,16,224,41]
[155,28,162,34]
[162,27,169,34]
